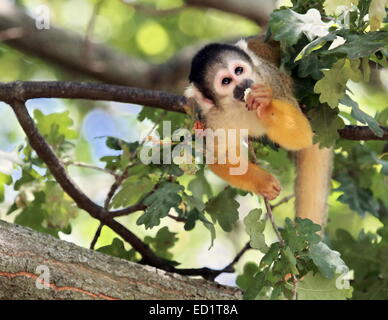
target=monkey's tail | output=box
[295,144,333,227]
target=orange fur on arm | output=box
[261,99,313,151]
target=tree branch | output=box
[0,81,386,141]
[0,220,241,300]
[186,0,276,26]
[338,125,388,141]
[0,81,185,112]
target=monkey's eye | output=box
[235,66,244,75]
[222,77,232,85]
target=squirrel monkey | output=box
[185,38,332,226]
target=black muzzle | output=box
[233,79,254,102]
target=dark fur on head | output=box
[189,43,253,102]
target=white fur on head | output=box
[184,83,214,114]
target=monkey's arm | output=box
[261,99,313,150]
[246,85,313,150]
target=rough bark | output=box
[0,220,242,300]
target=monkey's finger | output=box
[251,83,267,90]
[251,88,272,98]
[246,95,254,110]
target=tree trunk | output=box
[0,220,242,300]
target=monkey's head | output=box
[186,43,257,112]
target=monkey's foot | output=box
[256,175,281,200]
[245,84,272,118]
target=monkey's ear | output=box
[235,39,262,68]
[184,83,214,114]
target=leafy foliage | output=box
[297,272,353,300]
[332,227,388,299]
[137,182,183,229]
[244,209,268,253]
[205,188,240,232]
[238,217,352,300]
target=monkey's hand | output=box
[245,84,272,118]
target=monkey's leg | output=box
[208,161,281,200]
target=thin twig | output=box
[176,241,251,281]
[90,169,130,249]
[264,198,285,247]
[221,242,251,273]
[167,214,186,223]
[66,161,118,178]
[270,194,294,210]
[291,274,298,300]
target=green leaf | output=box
[0,172,12,202]
[314,58,362,108]
[308,106,345,148]
[14,191,63,237]
[33,109,78,148]
[144,226,178,261]
[43,181,77,231]
[260,242,281,268]
[270,8,333,47]
[323,31,388,58]
[295,32,337,61]
[340,95,384,137]
[137,182,183,229]
[297,272,353,300]
[14,167,43,190]
[137,107,187,136]
[333,228,388,299]
[243,271,267,300]
[243,209,268,253]
[281,218,321,254]
[111,176,153,209]
[236,262,259,291]
[205,188,240,232]
[188,169,213,200]
[298,53,323,79]
[281,246,299,275]
[335,171,380,216]
[309,242,347,279]
[97,238,137,262]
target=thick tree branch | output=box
[0,220,242,300]
[0,81,185,113]
[186,0,276,26]
[338,125,388,141]
[1,81,386,141]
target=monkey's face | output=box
[212,58,254,105]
